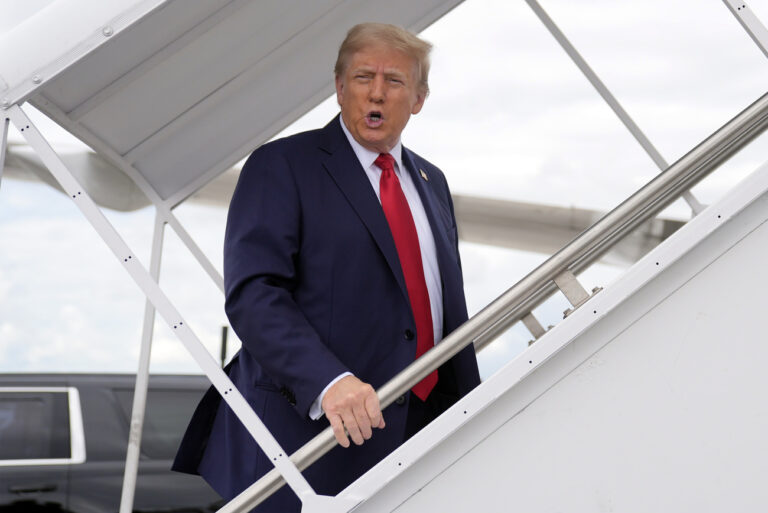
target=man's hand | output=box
[322,375,386,448]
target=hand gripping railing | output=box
[221,91,768,513]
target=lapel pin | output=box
[420,169,428,181]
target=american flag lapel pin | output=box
[420,169,428,181]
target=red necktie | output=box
[375,153,437,401]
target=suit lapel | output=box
[319,117,410,303]
[401,148,457,290]
[402,148,469,335]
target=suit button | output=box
[404,329,414,340]
[395,395,406,406]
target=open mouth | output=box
[366,111,383,127]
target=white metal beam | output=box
[7,102,317,504]
[33,96,224,292]
[119,211,164,513]
[524,0,705,216]
[723,0,768,58]
[0,116,8,189]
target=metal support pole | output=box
[119,212,165,513]
[553,270,590,308]
[7,103,317,504]
[521,312,546,340]
[23,100,225,293]
[524,0,705,216]
[723,0,768,58]
[0,116,8,189]
[165,210,224,293]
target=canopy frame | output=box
[6,102,323,510]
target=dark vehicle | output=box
[0,374,222,512]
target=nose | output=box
[369,75,385,103]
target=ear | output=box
[335,75,344,106]
[411,91,426,115]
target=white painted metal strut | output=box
[723,0,768,58]
[0,116,8,189]
[7,103,317,504]
[119,212,165,513]
[28,98,225,293]
[524,0,705,216]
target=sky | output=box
[1,0,768,380]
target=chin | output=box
[368,133,391,145]
[360,137,384,150]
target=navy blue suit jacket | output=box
[173,116,480,511]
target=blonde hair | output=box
[334,23,432,96]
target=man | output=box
[173,23,480,512]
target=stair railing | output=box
[221,91,768,512]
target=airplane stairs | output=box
[342,161,768,512]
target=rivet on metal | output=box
[1,99,9,108]
[32,75,42,84]
[102,26,114,37]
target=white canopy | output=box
[0,0,462,205]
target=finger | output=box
[353,402,373,440]
[363,394,383,429]
[341,411,364,446]
[328,414,349,448]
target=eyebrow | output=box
[352,66,408,80]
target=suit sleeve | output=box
[223,144,349,418]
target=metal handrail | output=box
[222,91,768,512]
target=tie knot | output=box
[375,153,396,174]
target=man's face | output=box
[335,44,425,154]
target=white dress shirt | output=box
[308,117,444,419]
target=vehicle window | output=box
[0,391,70,460]
[114,388,202,460]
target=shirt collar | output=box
[339,114,405,176]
